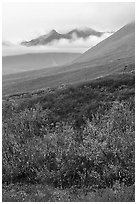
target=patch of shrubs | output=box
[3,73,134,128]
[3,100,135,189]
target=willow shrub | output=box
[3,101,134,189]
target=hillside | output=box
[2,52,81,75]
[74,22,135,64]
[2,22,135,96]
[2,23,135,202]
[3,72,135,201]
[2,56,134,96]
[2,1,135,201]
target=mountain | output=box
[65,27,104,38]
[2,52,81,75]
[21,28,105,46]
[74,22,135,64]
[3,22,135,96]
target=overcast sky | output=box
[2,2,135,55]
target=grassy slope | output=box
[74,22,135,64]
[2,56,134,96]
[3,52,81,75]
[3,72,135,121]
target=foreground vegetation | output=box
[2,73,135,201]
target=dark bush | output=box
[3,100,135,189]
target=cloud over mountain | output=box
[21,28,113,47]
[51,32,112,49]
[3,28,113,56]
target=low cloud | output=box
[49,33,112,49]
[2,40,13,47]
[2,33,112,56]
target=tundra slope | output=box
[3,52,81,75]
[3,22,135,96]
[74,22,135,64]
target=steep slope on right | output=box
[74,22,135,65]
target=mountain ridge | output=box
[21,27,109,46]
